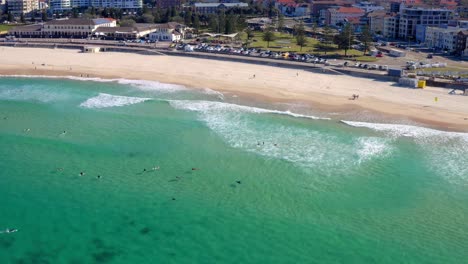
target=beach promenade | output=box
[1,46,468,131]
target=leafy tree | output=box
[120,19,136,27]
[334,23,354,56]
[20,13,25,23]
[295,22,307,51]
[192,15,200,30]
[262,26,276,48]
[184,10,192,26]
[277,14,284,32]
[72,8,79,18]
[208,14,219,33]
[310,22,317,38]
[141,13,154,23]
[360,25,372,55]
[41,10,47,21]
[246,27,254,40]
[322,25,333,44]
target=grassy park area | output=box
[240,31,378,62]
[0,24,15,33]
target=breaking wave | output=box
[80,93,151,108]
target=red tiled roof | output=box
[336,7,364,14]
[276,0,296,6]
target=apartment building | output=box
[325,7,365,26]
[424,26,462,52]
[352,2,384,13]
[397,6,453,39]
[6,0,39,15]
[383,13,399,39]
[455,31,468,57]
[48,0,143,11]
[1,0,6,13]
[192,2,248,15]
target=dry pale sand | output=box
[1,47,468,131]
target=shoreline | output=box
[1,47,468,132]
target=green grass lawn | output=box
[240,31,380,62]
[0,24,15,32]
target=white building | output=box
[425,26,463,52]
[352,2,384,13]
[50,0,71,11]
[397,5,453,39]
[326,7,365,26]
[48,0,143,11]
[6,0,39,15]
[0,0,6,13]
[148,22,186,42]
[9,18,117,37]
[383,14,399,39]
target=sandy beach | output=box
[1,46,467,131]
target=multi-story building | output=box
[397,5,453,39]
[6,0,39,15]
[383,13,399,39]
[325,6,365,27]
[9,18,117,37]
[48,0,143,11]
[352,2,384,13]
[424,26,463,52]
[455,30,468,57]
[311,0,353,17]
[0,0,6,14]
[368,10,387,34]
[191,2,248,15]
[50,0,71,11]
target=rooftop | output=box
[193,2,248,7]
[335,7,365,14]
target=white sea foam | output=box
[169,100,388,173]
[340,120,468,140]
[169,100,330,120]
[356,137,392,163]
[1,75,186,93]
[80,93,151,108]
[342,120,468,184]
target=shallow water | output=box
[1,77,467,263]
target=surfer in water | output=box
[0,228,18,234]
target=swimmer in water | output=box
[79,172,85,176]
[97,175,101,179]
[24,128,31,132]
[236,180,241,184]
[152,166,160,171]
[191,168,199,171]
[56,167,64,171]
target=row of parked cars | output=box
[353,62,388,71]
[177,43,331,64]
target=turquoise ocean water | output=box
[0,76,467,263]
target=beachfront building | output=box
[311,0,353,17]
[325,6,365,27]
[148,22,185,42]
[9,18,117,37]
[6,0,39,15]
[0,0,6,13]
[47,0,143,11]
[368,10,388,34]
[397,5,453,40]
[455,30,468,57]
[424,26,463,53]
[50,0,71,11]
[274,0,309,17]
[383,13,399,39]
[191,2,248,14]
[352,2,384,13]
